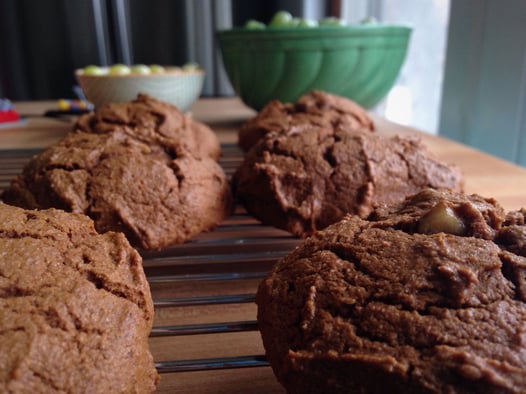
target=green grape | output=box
[298,18,318,27]
[83,65,105,75]
[360,16,378,25]
[289,17,301,26]
[130,64,151,74]
[269,11,293,26]
[319,17,346,26]
[109,64,131,75]
[182,62,200,72]
[149,64,165,74]
[245,19,266,29]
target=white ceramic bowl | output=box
[75,67,205,112]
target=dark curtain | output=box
[127,0,188,67]
[232,0,283,26]
[0,0,102,99]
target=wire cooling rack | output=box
[0,144,298,392]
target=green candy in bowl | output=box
[75,63,204,112]
[217,12,411,110]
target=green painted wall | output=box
[439,0,526,166]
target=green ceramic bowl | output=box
[217,25,411,110]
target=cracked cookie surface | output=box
[76,93,221,160]
[234,127,463,237]
[0,202,158,393]
[238,90,375,151]
[256,189,526,394]
[2,95,232,250]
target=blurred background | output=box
[1,0,526,166]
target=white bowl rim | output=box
[75,67,204,77]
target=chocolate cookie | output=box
[0,202,158,393]
[233,128,463,237]
[238,90,375,151]
[256,188,526,394]
[3,124,232,250]
[76,93,221,160]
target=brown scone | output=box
[256,188,526,394]
[75,93,221,160]
[2,129,232,250]
[238,90,375,151]
[233,127,463,237]
[0,202,158,393]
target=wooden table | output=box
[2,97,526,393]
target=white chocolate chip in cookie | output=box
[417,201,467,235]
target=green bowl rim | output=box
[217,24,412,39]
